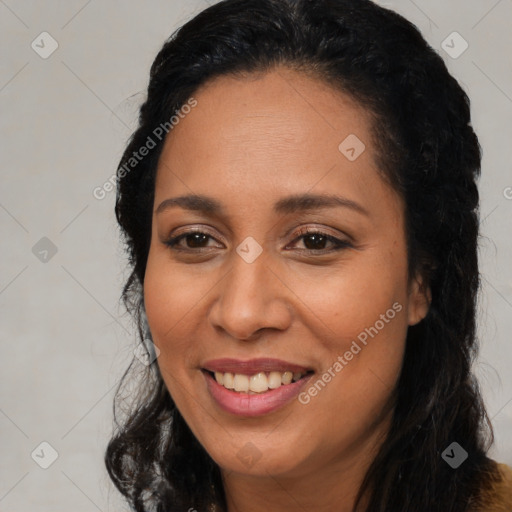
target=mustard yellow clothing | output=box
[475,463,512,511]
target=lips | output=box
[202,358,314,416]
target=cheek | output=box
[288,254,409,346]
[143,261,201,408]
[143,255,199,376]
[287,250,410,413]
[143,250,211,343]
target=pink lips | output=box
[202,358,313,417]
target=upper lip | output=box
[203,358,312,375]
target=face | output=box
[144,68,429,480]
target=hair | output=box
[106,0,498,510]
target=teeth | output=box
[233,374,249,392]
[281,371,293,385]
[212,370,306,393]
[223,372,234,389]
[249,372,268,393]
[268,371,282,389]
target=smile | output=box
[202,358,314,416]
[211,370,307,393]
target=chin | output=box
[202,434,312,478]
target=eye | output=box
[287,228,352,253]
[164,227,352,255]
[164,230,223,251]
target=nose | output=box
[208,250,293,341]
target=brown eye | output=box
[182,233,210,248]
[288,229,352,254]
[302,233,329,250]
[165,231,221,250]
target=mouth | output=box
[202,369,312,394]
[201,358,314,416]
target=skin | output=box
[143,67,430,511]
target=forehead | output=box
[154,68,394,214]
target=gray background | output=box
[1,0,511,510]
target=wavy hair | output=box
[106,0,497,510]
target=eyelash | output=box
[164,227,352,255]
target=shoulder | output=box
[473,462,512,511]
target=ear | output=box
[407,273,431,326]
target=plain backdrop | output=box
[1,1,511,510]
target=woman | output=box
[105,0,512,510]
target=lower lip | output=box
[204,371,312,417]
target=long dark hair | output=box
[106,0,498,510]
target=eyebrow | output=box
[155,193,369,217]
